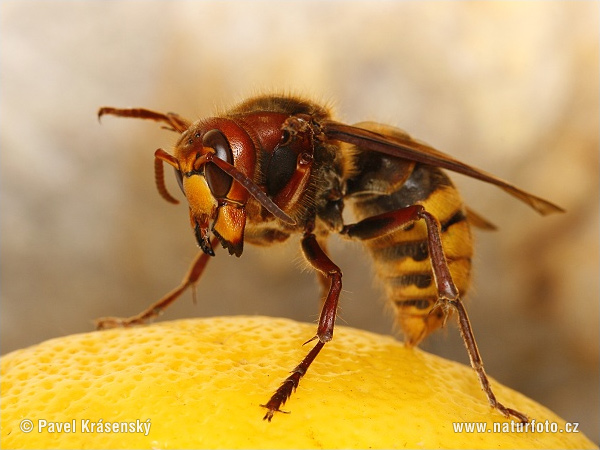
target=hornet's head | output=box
[154,118,295,257]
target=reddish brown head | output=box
[156,117,295,257]
[154,119,251,256]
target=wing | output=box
[321,120,564,216]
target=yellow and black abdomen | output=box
[351,162,474,346]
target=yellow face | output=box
[182,173,218,229]
[172,128,249,257]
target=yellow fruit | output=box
[1,316,596,449]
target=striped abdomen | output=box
[351,163,473,346]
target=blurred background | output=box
[1,1,598,441]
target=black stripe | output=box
[440,209,467,232]
[387,273,433,289]
[373,240,429,262]
[394,298,433,310]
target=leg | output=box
[342,204,529,423]
[262,231,342,421]
[315,236,333,305]
[418,210,528,423]
[95,240,217,329]
[97,107,191,133]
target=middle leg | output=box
[262,230,342,421]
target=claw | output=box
[94,316,144,330]
[261,405,290,422]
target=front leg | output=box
[95,240,216,329]
[262,230,342,421]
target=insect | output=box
[97,94,563,422]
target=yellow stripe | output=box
[381,258,472,300]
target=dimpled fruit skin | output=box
[1,316,596,449]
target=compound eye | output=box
[202,129,234,198]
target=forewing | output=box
[321,120,564,216]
